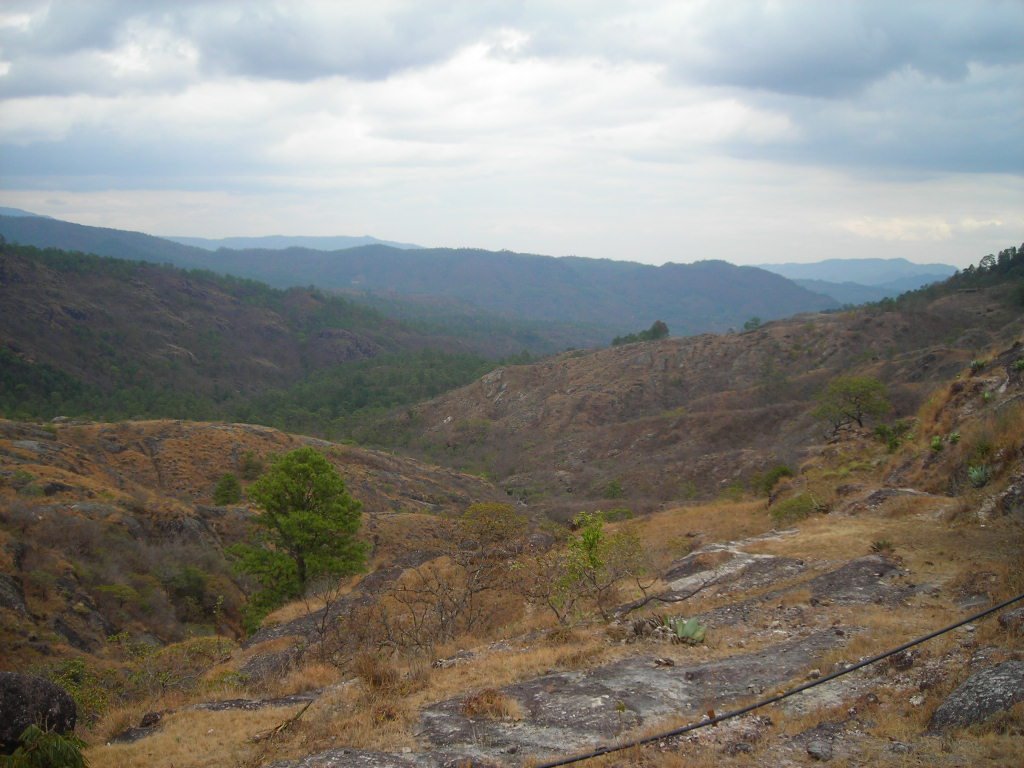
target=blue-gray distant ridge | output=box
[757,257,957,306]
[0,207,51,219]
[166,234,424,251]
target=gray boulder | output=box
[930,660,1024,730]
[0,672,77,752]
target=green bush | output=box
[0,725,88,768]
[602,479,624,499]
[873,420,913,452]
[930,435,944,452]
[44,659,113,726]
[598,507,633,523]
[968,464,991,488]
[239,451,264,481]
[213,473,242,505]
[753,464,794,495]
[769,493,820,525]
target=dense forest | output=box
[0,242,513,435]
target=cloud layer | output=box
[1,1,1021,265]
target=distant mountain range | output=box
[0,206,52,219]
[757,257,957,304]
[167,234,423,251]
[0,213,838,341]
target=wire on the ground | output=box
[533,590,1024,768]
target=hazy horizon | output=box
[1,1,1022,268]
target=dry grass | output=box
[88,706,309,768]
[268,662,340,696]
[461,687,523,720]
[625,499,772,572]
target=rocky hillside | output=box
[372,277,1023,518]
[61,346,1024,768]
[0,419,504,666]
[0,242,507,426]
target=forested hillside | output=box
[0,214,839,341]
[0,243,499,430]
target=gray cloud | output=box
[671,0,1024,97]
[1,1,1020,266]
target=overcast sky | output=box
[1,1,1021,267]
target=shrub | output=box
[1013,358,1024,372]
[968,464,991,488]
[969,359,987,373]
[930,435,944,452]
[353,653,400,693]
[769,493,821,525]
[874,420,913,452]
[0,725,88,768]
[44,658,113,726]
[212,473,242,505]
[753,464,794,495]
[238,451,264,480]
[602,479,624,499]
[598,507,633,522]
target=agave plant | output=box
[968,464,991,488]
[663,616,707,644]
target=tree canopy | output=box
[612,320,669,346]
[230,446,366,628]
[813,376,891,436]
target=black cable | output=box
[533,590,1024,768]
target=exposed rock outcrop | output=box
[929,660,1024,730]
[0,672,77,753]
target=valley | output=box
[0,239,1021,766]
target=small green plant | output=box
[969,359,987,373]
[968,464,991,488]
[10,469,34,489]
[598,507,634,523]
[753,464,794,495]
[602,479,624,500]
[948,431,961,445]
[239,450,264,481]
[213,473,242,505]
[769,493,823,525]
[982,391,992,403]
[930,435,944,452]
[0,725,89,768]
[874,420,913,452]
[663,616,707,644]
[1013,358,1024,372]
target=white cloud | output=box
[841,216,954,242]
[1,1,1022,268]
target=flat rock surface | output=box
[416,630,843,764]
[929,660,1024,730]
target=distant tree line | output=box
[611,320,669,346]
[869,242,1024,312]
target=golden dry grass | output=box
[89,705,309,768]
[461,687,523,720]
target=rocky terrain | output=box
[381,280,1023,518]
[0,249,1021,767]
[0,336,1016,767]
[0,419,504,662]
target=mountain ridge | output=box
[166,233,424,251]
[0,214,838,341]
